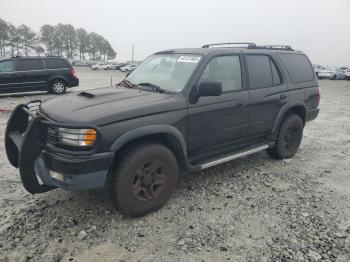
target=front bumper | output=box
[318,73,334,79]
[34,151,114,191]
[5,102,114,194]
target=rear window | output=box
[278,53,314,83]
[45,58,70,69]
[18,59,44,71]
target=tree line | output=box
[0,18,116,61]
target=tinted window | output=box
[199,55,242,92]
[278,53,314,83]
[45,58,69,69]
[0,60,16,73]
[18,59,44,71]
[246,55,272,89]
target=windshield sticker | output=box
[177,56,201,63]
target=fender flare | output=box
[48,75,69,87]
[271,102,307,136]
[109,124,187,156]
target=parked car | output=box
[72,60,91,67]
[120,64,137,72]
[312,64,325,76]
[5,43,320,217]
[114,63,127,70]
[90,63,108,70]
[340,67,350,80]
[0,56,79,95]
[318,67,346,80]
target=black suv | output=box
[5,43,320,217]
[0,56,79,95]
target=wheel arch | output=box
[49,76,69,87]
[272,103,307,136]
[109,125,189,170]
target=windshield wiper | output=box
[136,82,170,94]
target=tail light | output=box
[70,67,77,78]
[316,87,320,107]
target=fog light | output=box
[50,171,64,182]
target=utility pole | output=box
[131,44,134,63]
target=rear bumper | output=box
[69,77,79,87]
[306,108,319,122]
[5,102,114,194]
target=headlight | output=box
[58,128,97,147]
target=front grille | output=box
[47,125,60,146]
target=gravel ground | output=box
[0,68,349,262]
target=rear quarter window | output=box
[45,58,70,69]
[278,53,314,83]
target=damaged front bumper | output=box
[5,101,114,194]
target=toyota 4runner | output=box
[5,43,320,217]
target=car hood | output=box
[39,87,187,126]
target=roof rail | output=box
[11,55,21,58]
[201,42,256,48]
[201,43,294,51]
[247,44,294,51]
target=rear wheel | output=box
[267,114,303,159]
[50,79,67,95]
[108,143,178,217]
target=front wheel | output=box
[50,80,67,95]
[267,114,304,159]
[108,143,178,217]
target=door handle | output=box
[280,93,287,99]
[234,101,246,107]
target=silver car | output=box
[318,68,346,80]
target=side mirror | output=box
[197,81,222,97]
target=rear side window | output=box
[278,53,314,83]
[18,59,44,71]
[246,55,281,89]
[45,58,70,69]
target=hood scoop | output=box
[78,91,95,98]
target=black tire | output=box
[331,74,336,80]
[50,79,67,95]
[267,114,303,159]
[108,143,178,217]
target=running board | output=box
[200,144,269,170]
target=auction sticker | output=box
[177,56,201,63]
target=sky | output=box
[0,0,349,66]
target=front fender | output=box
[109,124,187,156]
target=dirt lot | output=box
[0,68,349,261]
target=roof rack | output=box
[247,44,294,51]
[201,42,255,48]
[201,43,294,51]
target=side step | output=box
[200,144,269,170]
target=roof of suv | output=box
[156,43,302,56]
[0,56,66,62]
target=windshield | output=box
[125,53,202,92]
